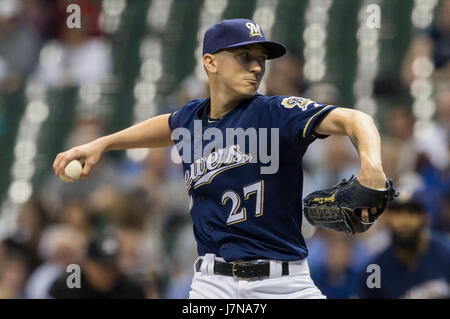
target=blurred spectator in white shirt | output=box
[24,224,85,299]
[35,0,111,88]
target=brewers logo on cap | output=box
[246,22,263,37]
[202,19,287,60]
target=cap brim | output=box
[389,201,425,212]
[221,40,287,60]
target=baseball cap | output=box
[389,189,426,213]
[203,19,287,60]
[87,234,119,266]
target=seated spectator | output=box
[429,0,450,79]
[24,224,85,299]
[49,231,146,299]
[41,116,122,207]
[401,0,450,87]
[435,89,450,149]
[35,0,111,88]
[2,198,52,273]
[59,200,92,240]
[356,190,450,298]
[0,0,39,92]
[20,0,57,42]
[0,248,29,298]
[265,52,307,97]
[309,232,360,299]
[436,193,450,234]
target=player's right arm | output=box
[53,113,173,180]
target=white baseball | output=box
[62,159,83,181]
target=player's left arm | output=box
[314,107,387,220]
[314,108,386,188]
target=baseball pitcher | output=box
[53,19,396,299]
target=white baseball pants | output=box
[189,254,326,299]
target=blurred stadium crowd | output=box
[0,0,449,298]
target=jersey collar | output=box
[197,94,261,125]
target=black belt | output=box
[196,259,290,280]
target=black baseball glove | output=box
[303,175,398,235]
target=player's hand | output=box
[357,166,387,223]
[53,138,107,180]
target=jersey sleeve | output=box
[168,98,205,131]
[168,107,184,131]
[269,96,338,144]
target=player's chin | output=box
[239,84,259,96]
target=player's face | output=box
[215,44,268,98]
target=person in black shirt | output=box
[49,233,145,299]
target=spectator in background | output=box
[0,249,29,298]
[0,0,39,92]
[301,82,347,192]
[162,75,209,117]
[304,82,341,106]
[437,89,450,232]
[437,190,450,234]
[133,148,189,217]
[265,52,307,97]
[60,200,92,240]
[86,185,165,292]
[87,188,152,277]
[117,227,144,277]
[35,0,111,88]
[49,231,146,299]
[429,89,450,232]
[163,221,197,299]
[133,149,172,215]
[357,190,450,299]
[322,136,359,186]
[133,227,163,298]
[429,0,450,81]
[1,198,52,273]
[89,188,146,232]
[20,0,56,42]
[385,108,437,180]
[175,75,209,109]
[384,104,449,228]
[413,89,450,172]
[41,115,121,209]
[24,224,85,299]
[386,106,417,178]
[401,0,450,87]
[436,89,450,148]
[303,135,359,195]
[309,232,360,299]
[380,139,401,185]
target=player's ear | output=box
[203,54,218,75]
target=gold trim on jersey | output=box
[302,105,334,138]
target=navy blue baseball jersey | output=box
[357,233,450,299]
[169,93,337,262]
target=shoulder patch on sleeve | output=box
[281,96,320,111]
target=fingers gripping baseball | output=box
[80,159,95,179]
[53,141,103,181]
